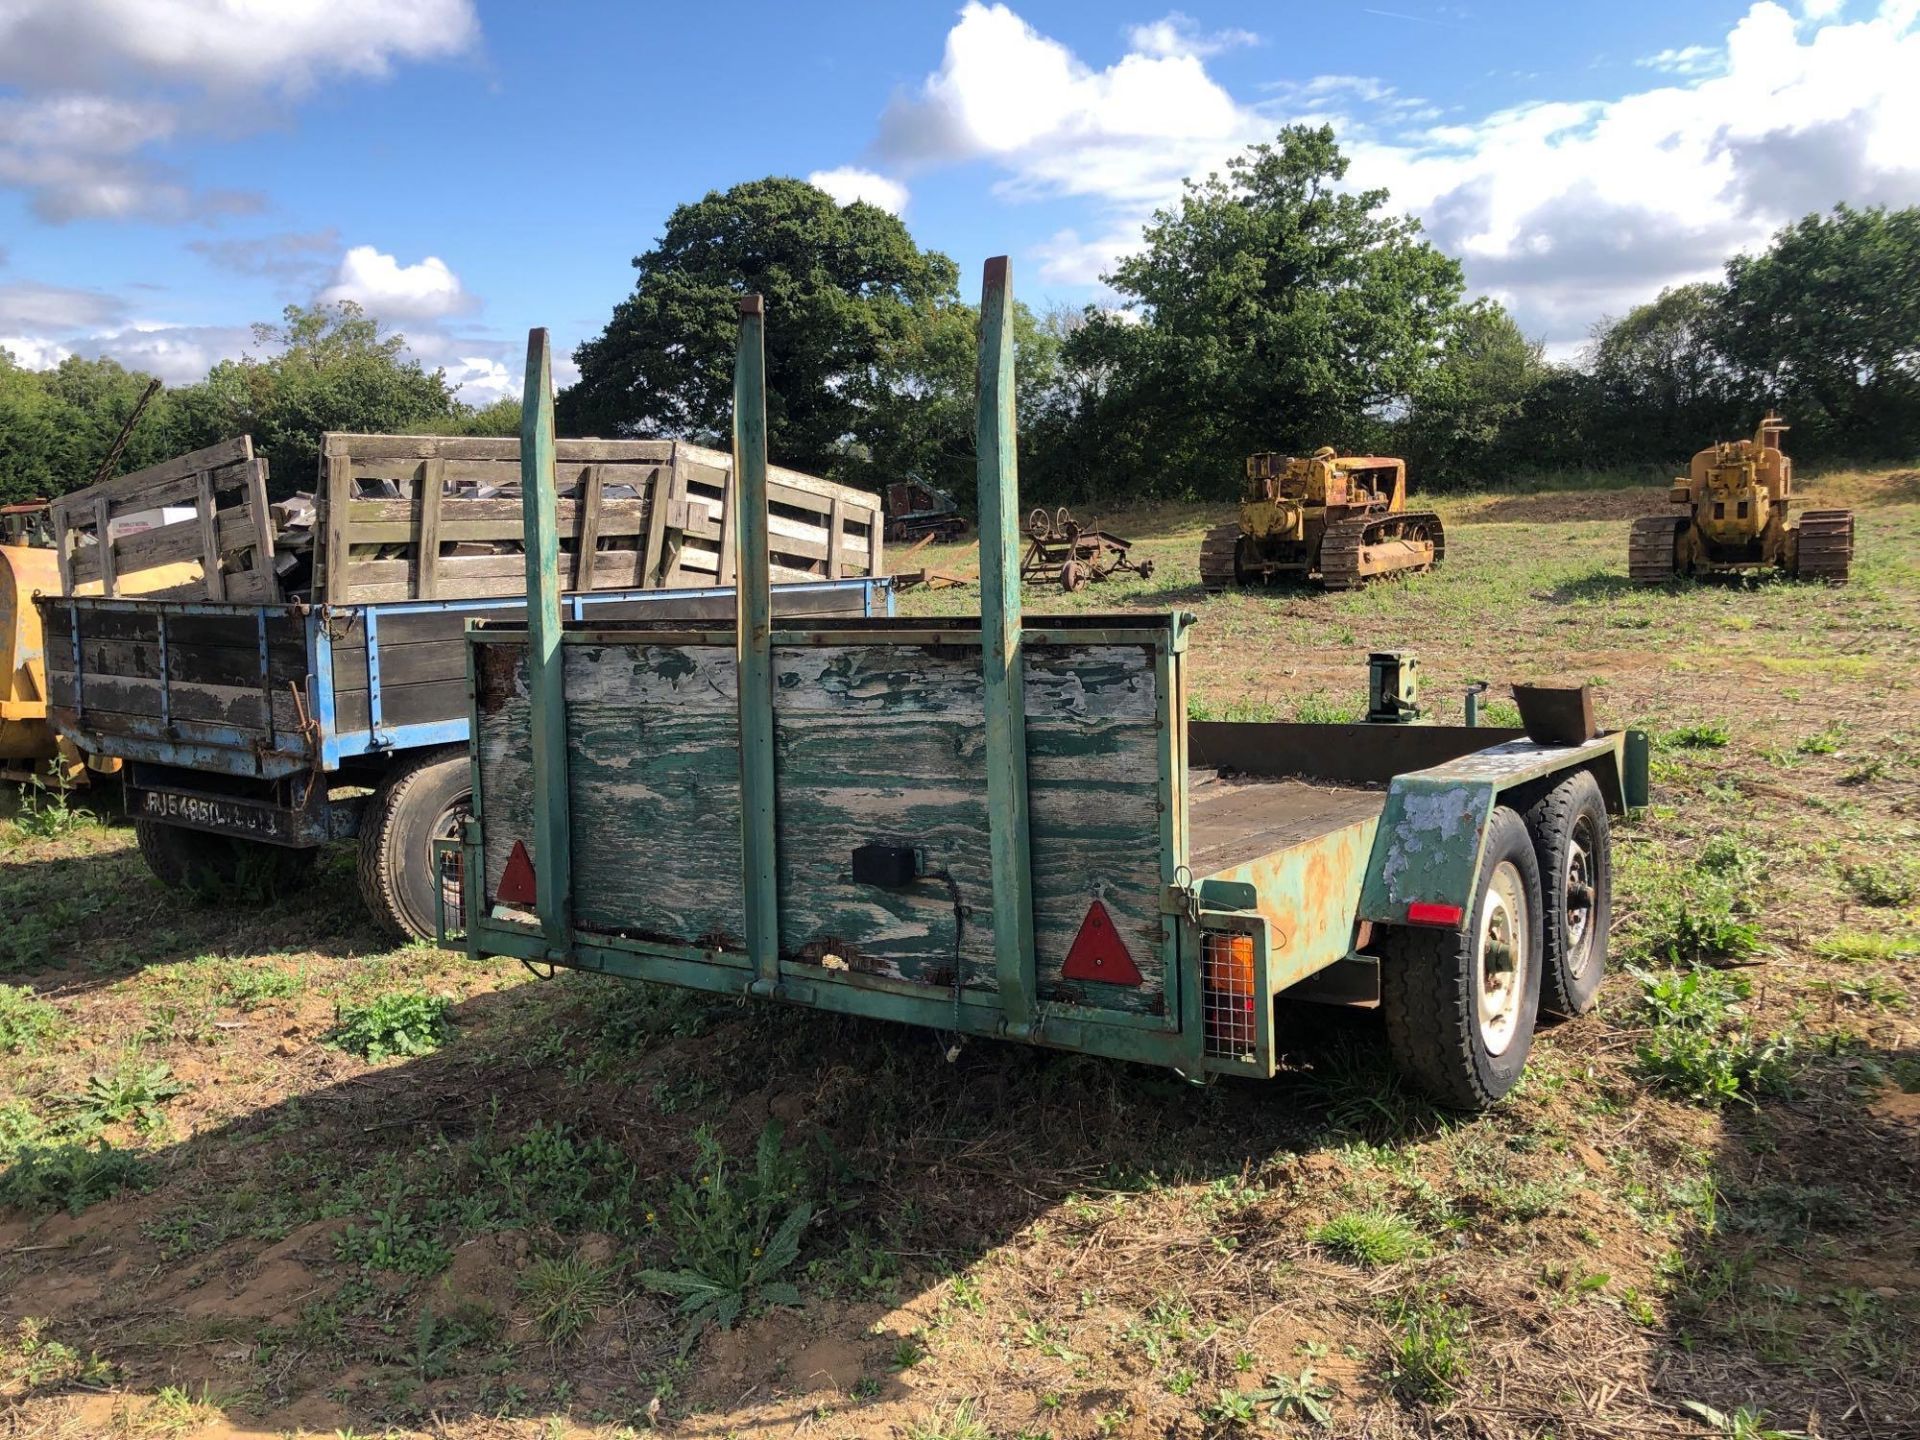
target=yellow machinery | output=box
[2,497,196,783]
[1,504,80,783]
[1199,447,1444,592]
[1629,414,1852,583]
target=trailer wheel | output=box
[134,820,317,901]
[1380,805,1544,1110]
[1524,771,1611,1019]
[357,747,470,943]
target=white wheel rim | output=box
[1477,859,1529,1057]
[1564,817,1597,977]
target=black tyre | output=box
[134,819,317,901]
[1380,805,1544,1110]
[1524,771,1611,1019]
[357,747,471,942]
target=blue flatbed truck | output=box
[453,263,1651,1109]
[36,433,891,939]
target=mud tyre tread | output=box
[357,746,471,943]
[134,818,316,901]
[1379,806,1544,1111]
[1523,771,1612,1020]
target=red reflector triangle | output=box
[1061,899,1144,986]
[497,839,537,906]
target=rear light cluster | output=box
[1202,930,1257,1061]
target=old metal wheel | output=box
[1475,858,1530,1058]
[1060,559,1085,592]
[1379,805,1545,1109]
[358,746,472,942]
[1524,769,1612,1018]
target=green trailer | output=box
[456,261,1649,1109]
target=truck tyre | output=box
[1379,805,1544,1110]
[358,747,470,943]
[1524,771,1611,1019]
[134,819,316,901]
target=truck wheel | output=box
[357,747,470,943]
[134,820,317,901]
[1524,771,1611,1019]
[1380,805,1544,1110]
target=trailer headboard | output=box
[469,616,1186,1020]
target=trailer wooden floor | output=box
[1186,769,1386,877]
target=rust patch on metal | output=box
[474,644,524,712]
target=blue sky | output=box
[2,0,1916,403]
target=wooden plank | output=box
[676,440,879,515]
[826,494,844,579]
[70,505,265,586]
[416,457,445,600]
[243,457,278,603]
[70,636,297,690]
[334,678,473,736]
[51,436,252,522]
[94,495,116,597]
[717,471,736,584]
[865,502,883,578]
[330,434,677,464]
[46,671,302,732]
[343,548,647,602]
[196,471,226,602]
[64,604,303,656]
[642,454,676,586]
[573,464,603,590]
[323,442,351,603]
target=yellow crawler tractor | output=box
[1628,414,1852,584]
[1199,447,1443,592]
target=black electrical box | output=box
[852,842,920,888]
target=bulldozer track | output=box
[1198,521,1242,592]
[1317,511,1444,591]
[1794,508,1853,582]
[1628,515,1681,583]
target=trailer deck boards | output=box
[1186,772,1386,877]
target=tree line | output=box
[0,305,517,506]
[4,125,1915,512]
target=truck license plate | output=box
[130,787,297,843]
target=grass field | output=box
[2,468,1917,1440]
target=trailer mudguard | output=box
[1356,733,1634,930]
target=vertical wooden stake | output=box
[734,295,781,992]
[521,328,572,953]
[976,256,1037,1034]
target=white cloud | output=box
[1125,12,1259,58]
[1032,227,1144,287]
[319,246,472,322]
[807,166,910,214]
[0,281,129,333]
[0,335,73,369]
[0,0,478,224]
[0,0,479,94]
[189,229,342,285]
[1636,43,1724,75]
[870,0,1920,348]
